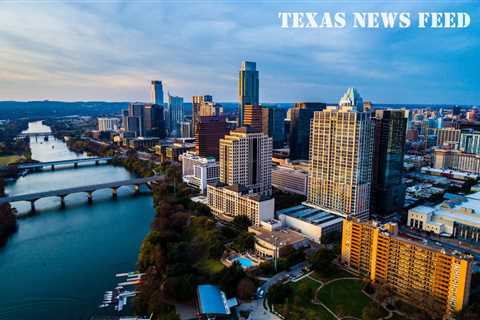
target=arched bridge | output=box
[17,157,113,171]
[0,175,164,212]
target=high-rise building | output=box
[192,95,213,134]
[262,105,286,149]
[238,61,259,126]
[307,91,374,220]
[341,219,473,316]
[289,102,326,160]
[435,127,461,147]
[195,116,228,159]
[219,127,272,196]
[243,104,263,132]
[199,101,222,117]
[97,118,120,132]
[339,87,364,112]
[459,132,480,154]
[151,80,164,105]
[371,110,407,216]
[123,103,165,138]
[168,94,184,137]
[180,151,219,194]
[180,120,193,138]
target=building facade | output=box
[262,105,286,149]
[459,132,480,154]
[181,151,219,193]
[167,94,184,137]
[97,117,119,132]
[219,127,272,196]
[307,105,374,219]
[434,148,480,174]
[207,183,274,226]
[341,219,473,316]
[288,102,326,160]
[180,120,193,138]
[151,80,164,105]
[243,104,263,132]
[271,165,308,196]
[435,128,461,147]
[372,109,407,216]
[195,116,228,160]
[408,192,480,243]
[192,95,213,135]
[238,61,259,126]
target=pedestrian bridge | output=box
[17,157,113,171]
[0,175,164,211]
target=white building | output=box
[180,151,219,193]
[408,192,480,243]
[276,204,344,243]
[272,165,308,196]
[207,183,274,226]
[97,117,120,131]
[307,89,374,220]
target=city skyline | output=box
[0,1,479,104]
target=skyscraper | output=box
[307,89,374,219]
[262,105,286,149]
[243,104,263,132]
[168,94,184,137]
[192,95,213,134]
[151,80,164,105]
[372,110,407,216]
[339,87,363,112]
[195,116,228,159]
[238,61,259,126]
[219,127,272,196]
[123,103,165,138]
[289,102,326,160]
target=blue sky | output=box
[0,1,478,104]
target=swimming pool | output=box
[232,256,255,269]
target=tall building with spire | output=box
[307,89,374,220]
[339,87,364,112]
[238,61,259,126]
[151,80,164,105]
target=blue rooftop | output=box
[277,204,342,225]
[197,284,230,316]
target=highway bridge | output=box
[0,175,164,212]
[17,131,52,138]
[17,157,113,171]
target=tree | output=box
[362,302,385,320]
[0,178,17,245]
[232,232,255,252]
[231,215,252,231]
[236,277,256,300]
[268,282,292,307]
[308,248,336,276]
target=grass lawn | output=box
[196,258,225,276]
[0,155,22,166]
[275,277,336,320]
[316,278,375,318]
[310,267,354,282]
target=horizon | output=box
[1,1,479,105]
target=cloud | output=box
[0,1,478,104]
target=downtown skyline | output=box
[0,1,479,105]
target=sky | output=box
[0,1,479,105]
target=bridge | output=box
[17,157,113,171]
[18,131,52,138]
[0,175,164,212]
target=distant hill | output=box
[0,100,473,121]
[0,101,128,120]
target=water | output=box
[0,121,153,319]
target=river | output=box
[0,121,153,319]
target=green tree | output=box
[308,248,336,276]
[268,282,292,307]
[362,302,385,320]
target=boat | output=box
[99,304,109,308]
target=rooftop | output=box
[249,226,306,246]
[277,204,343,226]
[197,284,230,316]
